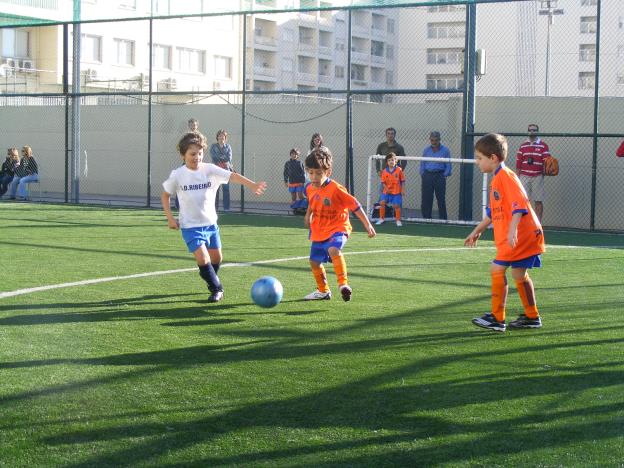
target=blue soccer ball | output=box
[251,276,283,308]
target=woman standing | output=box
[210,129,233,212]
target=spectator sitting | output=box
[8,145,38,201]
[0,147,19,198]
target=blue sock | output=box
[198,264,222,293]
[211,263,220,274]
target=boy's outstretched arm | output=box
[354,206,376,238]
[464,216,491,247]
[161,191,179,230]
[229,172,267,195]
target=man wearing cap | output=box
[420,131,452,220]
[515,124,550,221]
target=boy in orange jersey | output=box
[303,147,376,301]
[464,133,545,332]
[376,152,406,227]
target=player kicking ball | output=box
[162,132,266,302]
[464,133,545,332]
[303,146,376,302]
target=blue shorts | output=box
[493,254,542,269]
[181,225,222,253]
[380,193,403,206]
[288,184,305,193]
[310,233,348,264]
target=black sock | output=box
[198,264,222,292]
[211,263,220,274]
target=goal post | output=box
[366,155,489,225]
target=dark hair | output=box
[475,133,508,162]
[385,127,396,135]
[309,133,324,150]
[528,124,539,131]
[177,132,207,155]
[216,129,228,139]
[305,146,332,171]
[385,152,397,163]
[290,148,300,156]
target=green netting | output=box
[0,0,471,27]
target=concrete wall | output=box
[1,96,623,230]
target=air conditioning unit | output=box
[21,59,35,73]
[82,68,97,80]
[159,77,177,90]
[2,57,16,68]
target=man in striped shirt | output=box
[515,124,550,221]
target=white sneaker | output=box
[304,290,332,300]
[396,220,403,227]
[375,219,385,225]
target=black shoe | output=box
[208,290,224,303]
[339,285,352,302]
[472,313,506,332]
[509,314,542,329]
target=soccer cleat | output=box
[339,284,352,302]
[396,220,403,227]
[472,313,506,332]
[375,219,385,225]
[208,290,224,303]
[509,314,542,329]
[304,289,332,301]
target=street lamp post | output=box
[538,1,564,96]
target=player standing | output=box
[376,152,405,227]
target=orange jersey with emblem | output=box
[305,179,361,242]
[489,165,545,261]
[380,166,405,195]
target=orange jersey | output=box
[380,166,405,195]
[489,165,545,261]
[305,179,361,242]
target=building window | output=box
[386,45,394,59]
[386,70,394,86]
[214,55,232,79]
[579,44,596,62]
[178,47,205,73]
[114,38,135,66]
[426,74,463,90]
[387,18,395,34]
[618,45,624,59]
[335,42,345,51]
[427,22,465,39]
[1,28,30,58]
[350,64,366,82]
[578,72,595,89]
[152,44,172,70]
[371,40,384,57]
[335,65,344,78]
[617,73,624,85]
[81,34,102,63]
[427,48,463,65]
[580,16,597,34]
[580,0,597,6]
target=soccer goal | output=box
[366,155,489,225]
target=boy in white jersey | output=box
[162,132,267,302]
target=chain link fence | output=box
[0,0,623,231]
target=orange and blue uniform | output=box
[305,178,360,242]
[380,166,405,195]
[488,164,545,262]
[487,163,545,323]
[305,178,361,292]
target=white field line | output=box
[0,244,611,300]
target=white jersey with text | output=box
[162,163,231,228]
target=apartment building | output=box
[0,0,241,96]
[245,1,399,101]
[397,0,624,97]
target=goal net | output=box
[366,155,489,225]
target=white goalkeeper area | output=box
[366,155,489,225]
